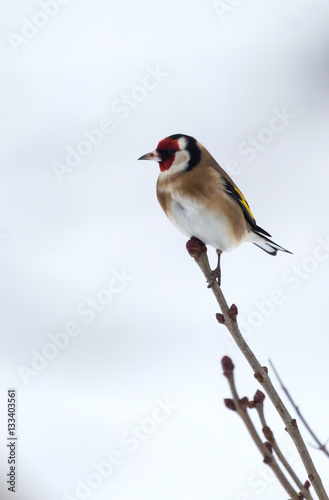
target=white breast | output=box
[167,197,239,252]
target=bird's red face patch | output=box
[156,137,180,172]
[157,137,179,151]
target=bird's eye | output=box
[167,149,176,155]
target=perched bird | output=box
[138,134,291,284]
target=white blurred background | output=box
[1,0,329,498]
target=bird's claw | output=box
[207,268,221,288]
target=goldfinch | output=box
[138,134,291,282]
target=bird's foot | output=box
[207,268,221,288]
[207,250,222,288]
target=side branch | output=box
[269,359,329,459]
[222,357,300,499]
[253,390,313,499]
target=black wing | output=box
[223,178,271,237]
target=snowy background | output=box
[1,0,329,498]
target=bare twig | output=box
[186,238,328,500]
[253,390,313,500]
[269,359,329,459]
[222,357,300,499]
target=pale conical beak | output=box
[138,150,161,162]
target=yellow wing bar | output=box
[233,185,255,222]
[223,178,256,228]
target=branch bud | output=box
[264,441,273,453]
[263,426,274,442]
[216,313,225,324]
[186,237,207,259]
[254,372,264,383]
[228,303,238,321]
[224,398,236,411]
[254,390,265,405]
[221,356,234,378]
[239,397,249,410]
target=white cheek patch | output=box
[173,150,190,171]
[160,150,191,178]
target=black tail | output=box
[252,231,292,256]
